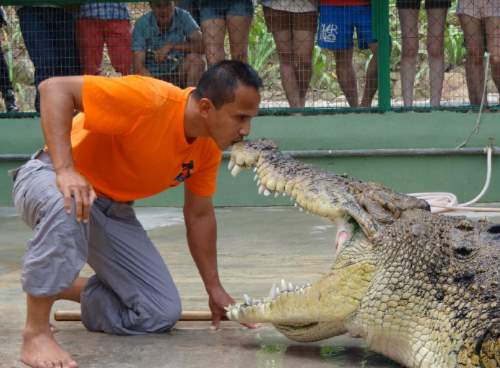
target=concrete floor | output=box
[1,206,499,368]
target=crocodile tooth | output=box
[230,308,239,319]
[253,174,258,181]
[268,283,277,299]
[252,167,257,173]
[288,282,293,291]
[259,304,266,314]
[281,279,287,291]
[275,286,280,296]
[228,159,235,170]
[230,164,242,177]
[243,294,252,305]
[263,189,271,196]
[257,179,261,186]
[258,185,265,194]
[274,192,279,198]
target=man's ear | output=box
[198,97,214,119]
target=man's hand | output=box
[154,44,173,64]
[208,286,256,330]
[55,168,97,223]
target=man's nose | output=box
[240,122,251,136]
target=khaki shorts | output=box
[457,0,500,18]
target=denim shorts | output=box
[318,5,376,50]
[199,0,254,22]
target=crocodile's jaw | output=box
[227,261,376,341]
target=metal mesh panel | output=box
[0,0,498,113]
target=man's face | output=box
[151,1,175,28]
[206,85,261,150]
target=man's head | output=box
[149,0,175,29]
[193,60,263,150]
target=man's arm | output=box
[154,30,203,63]
[183,187,234,328]
[38,76,96,222]
[133,51,153,77]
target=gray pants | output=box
[12,153,182,335]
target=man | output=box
[17,4,81,112]
[132,0,205,87]
[317,0,378,108]
[77,2,132,76]
[13,60,262,368]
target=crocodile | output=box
[225,139,499,368]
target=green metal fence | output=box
[0,0,497,114]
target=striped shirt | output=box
[79,2,129,20]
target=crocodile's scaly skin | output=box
[226,139,499,368]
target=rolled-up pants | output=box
[12,152,182,335]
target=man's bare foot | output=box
[21,327,78,368]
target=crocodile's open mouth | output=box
[224,139,371,329]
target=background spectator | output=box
[457,0,500,106]
[199,0,254,66]
[0,7,18,112]
[132,0,205,87]
[177,0,201,25]
[17,5,81,112]
[397,0,450,107]
[261,0,318,108]
[318,0,378,107]
[77,2,132,76]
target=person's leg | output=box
[459,14,485,106]
[13,157,89,368]
[227,15,252,63]
[334,48,358,107]
[485,16,500,98]
[77,18,105,75]
[56,8,81,77]
[81,198,182,335]
[105,19,132,75]
[0,46,17,111]
[292,12,317,107]
[263,7,301,107]
[201,18,227,66]
[398,8,419,106]
[17,7,56,111]
[178,53,206,86]
[360,42,378,107]
[426,7,448,107]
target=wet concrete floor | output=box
[1,206,499,368]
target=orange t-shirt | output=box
[71,75,222,202]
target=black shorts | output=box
[396,0,451,9]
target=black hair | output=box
[192,60,262,109]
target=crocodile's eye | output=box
[487,224,500,234]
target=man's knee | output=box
[138,296,182,333]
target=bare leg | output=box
[227,15,253,63]
[360,43,378,107]
[179,53,206,87]
[398,8,419,106]
[271,28,302,107]
[334,48,358,107]
[426,8,448,107]
[485,16,500,97]
[201,18,226,66]
[459,14,485,106]
[293,29,315,107]
[21,278,87,368]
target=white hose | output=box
[409,147,497,213]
